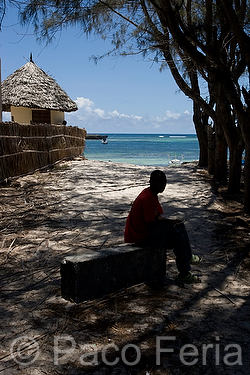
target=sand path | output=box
[0,158,249,374]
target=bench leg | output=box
[145,247,166,289]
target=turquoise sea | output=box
[84,134,199,166]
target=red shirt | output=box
[124,187,163,243]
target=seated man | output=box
[124,170,201,283]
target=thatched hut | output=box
[1,57,77,125]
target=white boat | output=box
[169,154,183,164]
[169,159,181,164]
[102,139,108,144]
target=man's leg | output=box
[146,221,192,276]
[172,223,192,276]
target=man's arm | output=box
[158,215,185,226]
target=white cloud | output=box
[131,115,143,121]
[76,97,94,108]
[165,110,180,119]
[109,110,120,117]
[65,96,195,133]
[94,108,105,117]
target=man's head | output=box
[149,170,167,195]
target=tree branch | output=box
[98,0,139,28]
[219,0,250,68]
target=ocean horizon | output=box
[84,133,199,166]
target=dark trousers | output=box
[139,221,192,276]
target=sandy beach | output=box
[0,158,249,374]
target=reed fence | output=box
[0,122,86,181]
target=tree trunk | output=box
[228,146,244,194]
[207,125,215,175]
[234,109,250,211]
[213,120,228,183]
[243,143,250,212]
[193,101,208,167]
[239,113,250,212]
[198,127,208,168]
[215,85,243,193]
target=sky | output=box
[0,4,195,134]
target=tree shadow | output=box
[0,160,249,374]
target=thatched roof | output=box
[1,61,78,112]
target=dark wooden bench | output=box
[61,244,166,303]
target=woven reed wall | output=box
[0,122,86,181]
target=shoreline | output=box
[82,156,200,168]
